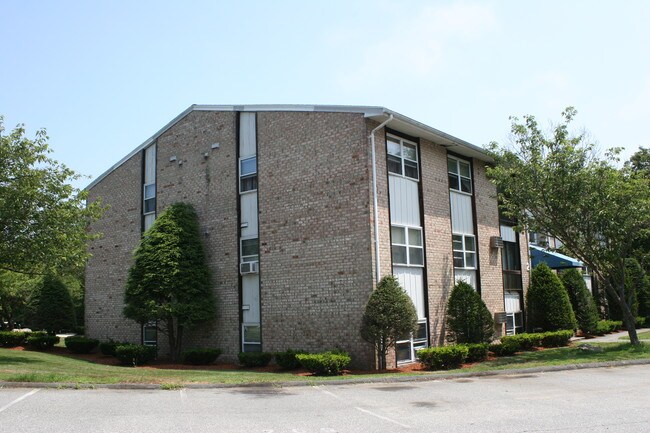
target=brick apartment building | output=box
[85,105,529,368]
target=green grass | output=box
[619,330,650,341]
[0,343,648,386]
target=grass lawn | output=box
[619,330,650,341]
[0,343,648,386]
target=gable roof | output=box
[87,104,491,190]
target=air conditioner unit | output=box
[240,261,259,275]
[490,236,504,249]
[494,312,507,324]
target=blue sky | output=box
[2,1,649,188]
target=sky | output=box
[2,1,649,189]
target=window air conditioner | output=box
[494,312,507,324]
[240,261,259,275]
[490,236,504,249]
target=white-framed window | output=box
[240,156,257,193]
[142,321,157,346]
[387,135,419,180]
[241,237,259,263]
[391,225,424,267]
[506,312,524,335]
[452,234,476,269]
[396,319,428,364]
[143,182,156,215]
[242,323,261,352]
[447,156,472,194]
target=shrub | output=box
[560,269,600,336]
[0,331,29,347]
[360,275,418,370]
[238,351,273,368]
[114,344,157,366]
[540,330,573,348]
[446,282,494,344]
[461,343,489,363]
[26,332,59,350]
[99,340,124,357]
[64,336,99,354]
[275,349,308,369]
[594,320,623,335]
[417,345,468,370]
[527,263,576,332]
[296,351,351,376]
[635,316,646,329]
[501,333,542,351]
[32,274,77,334]
[182,348,222,365]
[488,340,520,357]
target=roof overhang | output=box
[87,104,491,190]
[530,244,583,269]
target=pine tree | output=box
[446,281,494,344]
[560,268,599,335]
[527,263,576,332]
[32,274,76,333]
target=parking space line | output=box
[354,407,411,429]
[0,389,40,414]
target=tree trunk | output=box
[604,279,640,345]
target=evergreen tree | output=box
[124,203,215,361]
[361,275,418,370]
[560,268,599,335]
[32,274,76,333]
[446,281,494,344]
[527,263,576,332]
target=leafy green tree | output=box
[560,269,599,335]
[32,274,76,333]
[361,275,418,370]
[0,117,103,276]
[608,258,647,320]
[124,203,215,361]
[0,271,36,329]
[446,281,494,344]
[527,264,576,332]
[488,108,650,344]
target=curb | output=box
[2,358,649,390]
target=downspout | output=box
[369,114,393,284]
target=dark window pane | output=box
[447,158,457,174]
[453,251,464,268]
[388,155,402,174]
[144,184,155,199]
[465,236,476,252]
[415,322,428,341]
[387,140,401,156]
[402,143,417,161]
[404,160,418,179]
[503,272,523,290]
[452,235,463,251]
[242,238,259,257]
[243,344,261,352]
[391,226,406,244]
[409,247,423,265]
[244,325,261,343]
[241,175,258,192]
[144,198,156,214]
[392,246,407,265]
[465,252,476,268]
[502,242,521,270]
[460,177,472,193]
[448,173,459,190]
[459,161,471,178]
[396,342,412,362]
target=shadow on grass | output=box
[0,354,43,365]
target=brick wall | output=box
[257,112,376,368]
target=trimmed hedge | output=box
[296,351,351,376]
[26,332,59,350]
[114,344,157,366]
[275,349,308,369]
[0,331,29,347]
[501,333,543,351]
[488,340,520,357]
[461,343,489,363]
[540,330,573,348]
[182,348,222,365]
[99,340,124,357]
[417,345,468,370]
[64,336,99,354]
[238,351,273,368]
[595,320,624,335]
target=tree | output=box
[0,270,36,329]
[608,258,647,321]
[527,264,576,332]
[488,108,650,344]
[32,274,76,333]
[0,117,103,276]
[445,281,494,344]
[360,275,418,370]
[560,268,599,335]
[124,203,215,361]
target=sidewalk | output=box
[572,328,649,343]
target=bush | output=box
[446,282,494,344]
[594,320,623,335]
[560,269,600,335]
[238,351,273,368]
[0,331,29,347]
[99,340,124,357]
[182,348,222,365]
[540,330,573,348]
[114,344,157,366]
[417,345,468,370]
[275,349,308,369]
[461,343,489,363]
[296,351,351,376]
[527,263,576,332]
[501,333,543,351]
[26,332,59,350]
[488,340,520,357]
[635,316,646,329]
[32,274,77,334]
[64,336,99,354]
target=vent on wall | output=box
[490,236,504,249]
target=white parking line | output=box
[354,406,411,429]
[0,389,40,414]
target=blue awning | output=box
[529,244,583,269]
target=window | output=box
[448,156,472,193]
[143,183,156,214]
[242,323,261,352]
[142,321,157,346]
[396,319,428,363]
[240,156,257,193]
[452,234,476,269]
[391,226,424,266]
[241,238,259,263]
[387,135,419,180]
